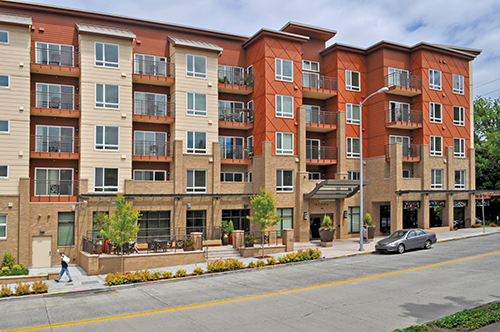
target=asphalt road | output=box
[1,233,500,332]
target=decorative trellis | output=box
[429,201,445,208]
[403,201,420,210]
[454,200,468,208]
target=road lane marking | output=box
[5,250,500,332]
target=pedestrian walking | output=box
[55,250,72,283]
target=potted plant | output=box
[184,238,195,251]
[221,220,230,245]
[244,234,254,247]
[319,214,335,242]
[363,213,376,240]
[228,220,234,245]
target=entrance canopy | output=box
[303,179,370,200]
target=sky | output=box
[18,0,500,99]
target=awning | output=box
[76,23,136,39]
[303,179,370,200]
[168,35,223,53]
[0,12,32,26]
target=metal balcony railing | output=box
[305,109,337,127]
[218,68,253,87]
[306,146,337,163]
[220,145,246,160]
[134,99,174,117]
[384,72,422,93]
[302,72,337,94]
[134,140,170,157]
[385,144,421,161]
[31,135,79,155]
[32,91,80,112]
[134,58,174,77]
[32,46,79,69]
[385,108,423,126]
[32,179,78,198]
[218,108,253,124]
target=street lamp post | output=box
[359,86,389,251]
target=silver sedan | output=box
[375,229,437,254]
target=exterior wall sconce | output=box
[303,211,308,220]
[187,203,191,209]
[343,210,348,218]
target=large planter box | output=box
[319,229,335,242]
[367,227,376,239]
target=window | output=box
[95,42,119,68]
[454,106,465,126]
[429,69,441,90]
[430,136,443,156]
[187,54,207,78]
[186,210,206,235]
[306,139,320,160]
[218,65,244,85]
[247,136,254,158]
[276,132,293,155]
[389,136,411,157]
[134,131,167,156]
[430,103,442,123]
[36,83,75,110]
[402,169,411,178]
[94,167,118,192]
[454,138,465,158]
[277,170,293,192]
[346,70,360,91]
[348,206,360,233]
[95,126,119,150]
[187,92,207,116]
[35,42,74,67]
[347,137,360,158]
[389,101,410,122]
[0,120,9,133]
[276,95,294,118]
[0,30,8,44]
[58,212,74,246]
[187,169,206,193]
[346,104,360,124]
[431,169,443,189]
[453,74,464,94]
[0,165,8,178]
[0,75,9,88]
[221,172,244,182]
[134,170,166,181]
[248,172,253,183]
[309,172,321,180]
[95,83,119,108]
[388,68,409,87]
[219,136,244,159]
[35,125,74,153]
[455,170,465,189]
[302,60,319,72]
[276,208,293,237]
[134,54,166,76]
[304,105,321,124]
[219,100,244,121]
[275,58,293,82]
[348,171,360,180]
[134,92,167,116]
[0,214,6,239]
[138,211,171,242]
[187,131,207,154]
[35,168,73,196]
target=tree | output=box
[247,188,282,258]
[100,193,141,271]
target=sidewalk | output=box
[20,227,500,294]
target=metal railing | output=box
[218,108,253,124]
[134,58,174,77]
[134,99,174,117]
[384,72,422,93]
[31,135,79,155]
[133,140,170,157]
[87,226,221,243]
[385,144,421,161]
[306,146,337,163]
[305,109,337,127]
[31,46,79,69]
[385,108,423,126]
[31,179,78,199]
[32,91,80,112]
[235,230,282,249]
[220,145,246,160]
[218,68,253,88]
[302,73,337,94]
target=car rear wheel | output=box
[424,240,432,249]
[397,244,405,254]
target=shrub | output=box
[256,259,265,267]
[0,285,13,298]
[277,256,288,264]
[15,282,30,296]
[19,263,26,270]
[247,261,256,268]
[148,271,162,281]
[175,269,187,278]
[32,281,48,294]
[1,266,10,275]
[2,252,16,270]
[207,258,244,273]
[192,267,204,275]
[12,265,22,272]
[267,256,276,265]
[161,271,173,279]
[490,223,497,227]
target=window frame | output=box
[186,54,207,79]
[275,95,294,118]
[134,91,168,116]
[346,103,360,124]
[346,137,360,158]
[275,58,293,82]
[309,172,321,180]
[0,165,8,178]
[0,75,9,88]
[348,206,360,233]
[35,42,74,67]
[402,169,411,178]
[455,170,466,189]
[58,212,75,246]
[0,30,8,44]
[302,60,319,72]
[34,168,74,196]
[186,169,207,193]
[454,138,465,158]
[430,136,443,156]
[134,54,167,76]
[95,125,119,151]
[431,169,443,189]
[0,120,9,133]
[430,102,442,123]
[220,172,244,183]
[95,42,119,68]
[133,170,166,181]
[187,92,207,116]
[453,106,465,126]
[348,171,360,180]
[276,208,293,237]
[453,74,464,94]
[95,83,119,109]
[276,169,294,192]
[276,132,294,155]
[429,69,442,90]
[187,131,207,154]
[346,70,361,91]
[0,214,6,239]
[94,167,119,192]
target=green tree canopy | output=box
[100,193,141,249]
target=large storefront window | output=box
[137,211,170,243]
[222,209,250,232]
[276,208,293,237]
[186,210,206,236]
[348,207,360,233]
[58,212,74,246]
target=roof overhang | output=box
[168,35,223,53]
[0,12,32,26]
[280,21,336,41]
[76,22,136,39]
[303,179,370,200]
[242,28,309,49]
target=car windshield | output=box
[388,231,408,239]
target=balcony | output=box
[133,140,172,162]
[31,179,78,202]
[133,59,175,86]
[302,73,337,99]
[133,99,175,123]
[31,46,80,77]
[218,68,253,95]
[31,91,80,117]
[306,146,337,165]
[385,144,421,162]
[31,135,79,159]
[385,108,423,130]
[384,72,422,97]
[218,108,253,130]
[305,109,337,132]
[220,145,251,164]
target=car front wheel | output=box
[397,244,405,254]
[424,240,432,249]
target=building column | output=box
[444,194,454,228]
[419,194,430,229]
[391,195,403,232]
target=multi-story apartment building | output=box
[0,1,480,268]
